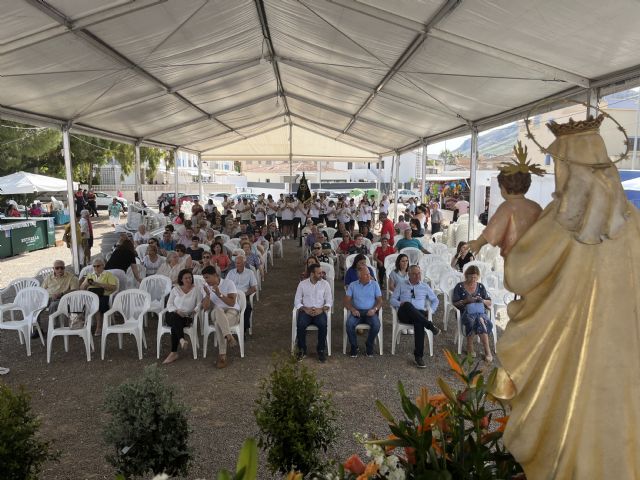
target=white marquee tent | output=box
[0,171,78,195]
[1,0,640,270]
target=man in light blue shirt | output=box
[395,228,429,253]
[390,265,440,368]
[345,266,382,357]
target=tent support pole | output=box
[393,150,400,221]
[468,125,479,242]
[586,87,599,119]
[376,156,381,194]
[420,138,427,204]
[632,92,640,170]
[198,152,204,201]
[174,148,179,213]
[62,126,80,274]
[289,122,293,194]
[134,142,142,204]
[318,161,322,190]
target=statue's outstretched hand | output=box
[467,236,487,256]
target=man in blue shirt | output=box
[390,264,440,368]
[395,228,428,253]
[345,266,383,357]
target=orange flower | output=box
[495,416,509,433]
[428,393,448,408]
[418,411,449,433]
[286,472,303,480]
[431,435,444,456]
[416,387,429,410]
[344,454,366,475]
[356,462,380,480]
[444,349,464,376]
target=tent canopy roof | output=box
[0,171,78,194]
[2,0,640,159]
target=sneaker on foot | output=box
[318,351,327,363]
[430,324,440,336]
[415,356,426,368]
[296,350,306,362]
[366,347,375,357]
[349,346,358,358]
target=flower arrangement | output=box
[334,350,524,480]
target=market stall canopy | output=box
[1,0,640,158]
[0,171,78,195]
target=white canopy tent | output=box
[1,0,640,270]
[0,171,78,195]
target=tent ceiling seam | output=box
[428,28,591,88]
[254,0,291,118]
[340,0,465,135]
[5,0,167,55]
[21,0,240,136]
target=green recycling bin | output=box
[0,218,56,257]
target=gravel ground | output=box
[0,231,501,479]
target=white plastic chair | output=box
[79,265,94,282]
[383,253,400,299]
[342,307,383,355]
[319,262,335,312]
[291,306,332,356]
[202,293,247,358]
[431,232,444,243]
[425,263,454,291]
[140,275,172,328]
[439,271,464,331]
[330,238,342,253]
[427,242,449,256]
[248,264,261,302]
[0,277,40,321]
[390,306,433,357]
[46,291,99,362]
[217,233,230,243]
[483,271,502,290]
[198,244,211,253]
[488,287,515,327]
[323,227,337,240]
[0,286,49,356]
[36,267,55,285]
[101,289,151,360]
[419,255,447,275]
[399,247,422,265]
[135,244,148,258]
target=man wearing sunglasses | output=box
[390,265,440,368]
[37,260,80,338]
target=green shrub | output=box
[255,355,337,475]
[103,366,192,479]
[0,384,59,480]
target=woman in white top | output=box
[162,269,202,364]
[255,200,267,227]
[326,200,337,228]
[142,245,165,277]
[281,197,295,239]
[294,200,308,241]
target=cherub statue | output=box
[467,141,544,258]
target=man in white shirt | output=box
[226,255,258,335]
[293,263,333,362]
[201,266,240,368]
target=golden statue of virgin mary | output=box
[497,115,640,479]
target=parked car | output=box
[157,192,200,207]
[231,193,259,203]
[94,191,128,211]
[397,189,419,202]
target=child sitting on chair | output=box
[468,142,544,258]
